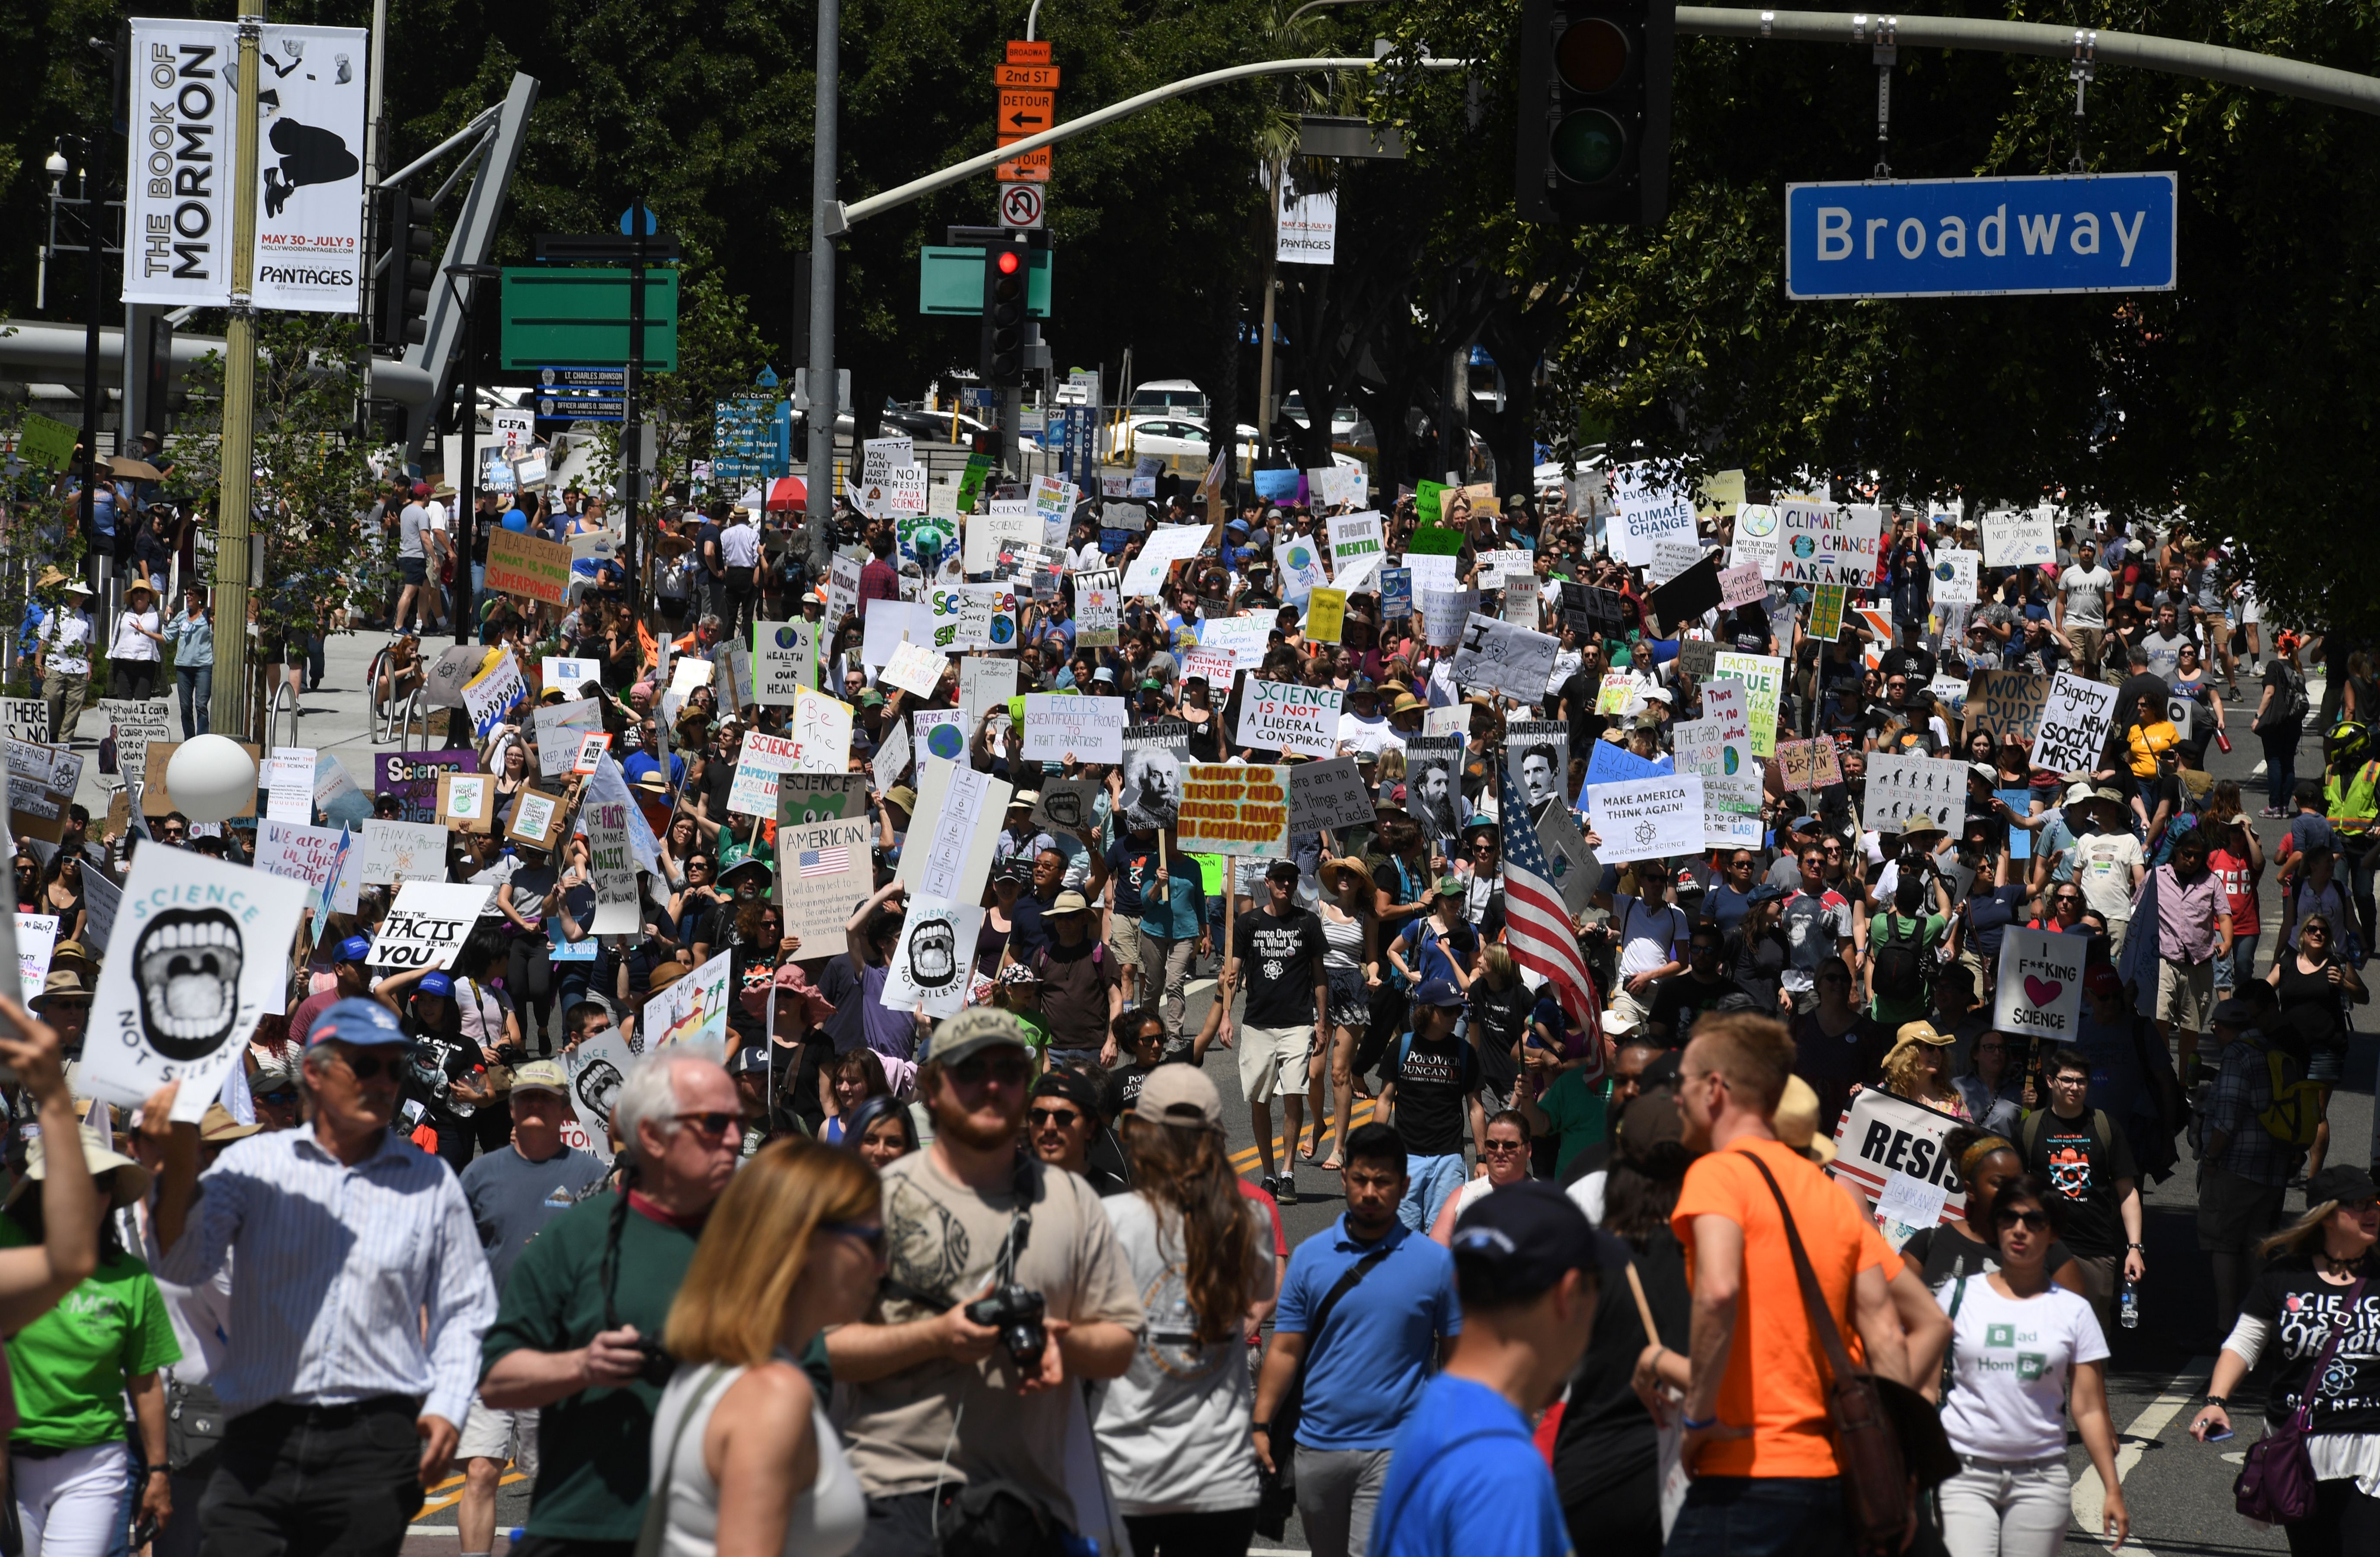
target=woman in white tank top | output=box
[649,1141,883,1557]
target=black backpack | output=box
[1869,912,1939,1000]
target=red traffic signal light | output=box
[996,250,1022,275]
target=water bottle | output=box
[2119,1280,2140,1330]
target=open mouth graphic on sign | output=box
[135,908,245,1062]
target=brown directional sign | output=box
[997,89,1054,138]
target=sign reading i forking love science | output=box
[1785,172,2176,299]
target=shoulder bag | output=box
[633,1364,729,1557]
[1740,1151,1916,1557]
[2233,1276,2369,1524]
[1254,1242,1395,1538]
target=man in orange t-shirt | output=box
[1666,1014,1909,1557]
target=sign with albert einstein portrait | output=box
[80,848,310,1121]
[879,903,984,1020]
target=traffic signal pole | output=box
[803,0,841,576]
[209,16,264,741]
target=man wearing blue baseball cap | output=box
[144,996,497,1557]
[1369,1183,1603,1557]
[287,935,376,1062]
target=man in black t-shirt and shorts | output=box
[1222,859,1328,1206]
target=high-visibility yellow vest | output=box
[2326,760,2380,836]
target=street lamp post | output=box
[803,0,841,577]
[208,16,264,742]
[444,264,503,660]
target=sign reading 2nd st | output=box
[1785,172,2176,300]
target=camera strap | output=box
[875,1152,1040,1313]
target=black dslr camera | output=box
[966,1284,1048,1380]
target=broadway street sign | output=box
[1785,172,2176,300]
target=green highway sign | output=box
[917,247,1052,317]
[499,268,681,371]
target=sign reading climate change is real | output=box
[1785,173,2176,299]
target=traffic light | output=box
[1513,0,1674,226]
[381,191,435,347]
[979,234,1029,388]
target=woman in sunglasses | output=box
[653,1141,881,1557]
[1935,1176,2128,1557]
[2267,912,2369,1178]
[1427,1110,1532,1246]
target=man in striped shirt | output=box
[145,996,498,1557]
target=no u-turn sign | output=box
[998,182,1045,230]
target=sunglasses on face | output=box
[255,1089,298,1106]
[952,1054,1031,1088]
[336,1048,407,1082]
[822,1219,886,1250]
[1996,1209,2050,1230]
[1029,1106,1084,1129]
[673,1111,739,1138]
[1481,1140,1526,1154]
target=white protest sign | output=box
[253,819,353,899]
[1076,570,1121,648]
[1583,774,1705,863]
[730,730,803,818]
[461,651,528,739]
[1670,717,1762,849]
[791,688,854,773]
[1022,692,1127,763]
[1123,525,1211,597]
[1827,1087,1968,1208]
[1980,508,2056,570]
[80,849,311,1121]
[1709,651,1786,756]
[1181,648,1238,690]
[645,949,734,1050]
[1731,504,1781,578]
[358,820,448,884]
[1029,778,1100,835]
[14,913,56,1004]
[1931,549,1979,606]
[1773,502,1884,586]
[1327,510,1385,575]
[0,700,49,747]
[963,504,1040,573]
[872,719,913,799]
[366,882,496,971]
[543,657,603,697]
[101,700,175,790]
[1421,589,1479,648]
[582,800,640,934]
[776,813,878,942]
[912,708,968,766]
[1449,615,1560,703]
[1612,469,1695,566]
[882,641,946,698]
[2028,671,2118,775]
[1197,615,1272,669]
[1289,756,1376,835]
[1648,537,1704,584]
[899,761,1009,907]
[562,1028,633,1162]
[1862,753,1967,833]
[754,621,818,704]
[265,746,317,823]
[879,904,985,1019]
[1232,679,1344,759]
[1993,925,2088,1041]
[957,658,1017,731]
[534,698,603,779]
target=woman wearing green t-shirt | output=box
[4,1126,180,1556]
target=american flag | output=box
[1495,770,1606,1085]
[799,846,851,878]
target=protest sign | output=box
[573,733,612,775]
[901,761,1009,907]
[1534,799,1601,916]
[1612,474,1695,565]
[582,801,640,934]
[776,813,877,940]
[1305,588,1346,644]
[506,789,569,852]
[461,651,528,739]
[1718,564,1766,609]
[1505,721,1571,807]
[1863,753,1967,833]
[1807,583,1849,644]
[879,904,985,1019]
[1421,589,1478,648]
[1277,536,1331,602]
[1120,722,1189,828]
[1405,551,1461,600]
[1595,671,1645,718]
[485,528,573,605]
[1450,615,1560,703]
[1648,537,1704,584]
[1931,549,1980,606]
[1289,756,1376,835]
[436,770,494,833]
[2028,672,2118,775]
[129,741,249,822]
[369,749,477,830]
[0,700,49,746]
[1233,680,1343,759]
[1076,570,1121,648]
[1671,718,1762,848]
[532,698,602,779]
[13,913,55,1005]
[957,658,1017,733]
[1980,508,2057,570]
[1585,774,1705,863]
[1327,510,1385,575]
[1502,584,1539,630]
[646,949,734,1050]
[367,882,496,971]
[791,687,854,772]
[777,773,869,833]
[1775,739,1819,791]
[1380,567,1414,623]
[543,657,603,698]
[1478,548,1534,589]
[101,700,175,790]
[1123,525,1211,597]
[562,1028,635,1160]
[729,730,802,817]
[1731,503,1781,577]
[1967,670,2049,744]
[1023,692,1127,763]
[912,709,968,766]
[1676,638,1719,682]
[1196,615,1272,669]
[1774,501,1884,586]
[253,819,349,896]
[754,621,819,704]
[825,556,863,634]
[1927,672,1973,714]
[264,746,316,823]
[1030,778,1100,835]
[1647,555,1725,631]
[1710,651,1785,756]
[1993,925,2087,1041]
[1827,1088,1968,1209]
[882,641,945,699]
[1179,764,1290,858]
[872,719,913,800]
[962,503,1040,573]
[80,849,311,1119]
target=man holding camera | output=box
[829,1009,1144,1557]
[478,1047,739,1557]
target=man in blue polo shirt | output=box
[1252,1122,1462,1557]
[1371,1182,1600,1557]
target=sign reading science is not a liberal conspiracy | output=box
[1785,172,2177,299]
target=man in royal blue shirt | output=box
[1252,1122,1462,1557]
[1371,1182,1601,1557]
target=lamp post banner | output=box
[125,19,240,307]
[1785,172,2176,299]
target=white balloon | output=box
[163,735,257,824]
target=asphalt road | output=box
[156,634,2334,1554]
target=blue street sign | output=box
[619,204,659,237]
[1784,172,2176,300]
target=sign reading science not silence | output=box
[1178,764,1289,858]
